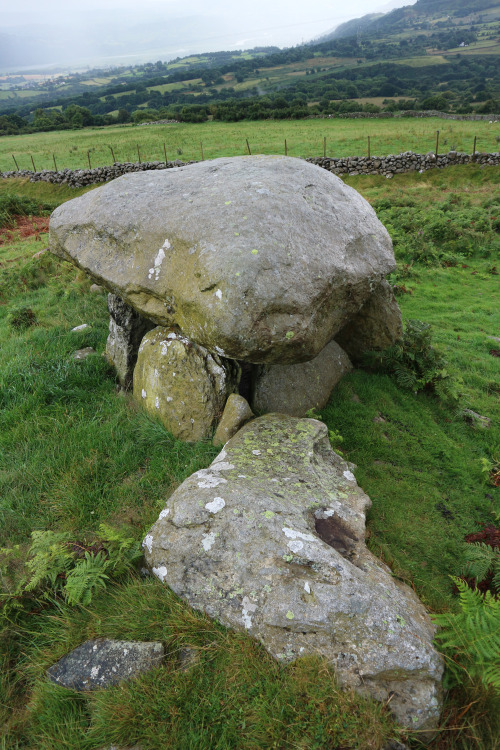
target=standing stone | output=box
[48,639,164,691]
[335,280,403,364]
[251,339,352,416]
[133,327,240,442]
[213,394,254,446]
[143,414,443,733]
[106,294,155,388]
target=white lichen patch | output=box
[158,508,170,520]
[155,396,160,409]
[215,289,222,300]
[205,497,226,514]
[90,666,100,678]
[214,345,225,355]
[143,534,154,554]
[148,240,170,281]
[141,389,147,399]
[202,531,217,552]
[282,527,317,542]
[343,470,356,482]
[304,581,311,594]
[241,596,257,630]
[166,396,173,402]
[152,565,168,582]
[288,540,304,553]
[196,469,228,489]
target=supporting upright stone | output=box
[334,280,403,364]
[133,327,240,443]
[106,294,155,388]
[251,340,352,416]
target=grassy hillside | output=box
[1,116,499,174]
[0,163,499,748]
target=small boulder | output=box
[133,327,240,442]
[47,639,164,691]
[251,339,352,416]
[143,414,443,732]
[72,347,96,361]
[213,393,254,446]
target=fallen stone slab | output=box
[143,414,443,733]
[49,155,396,364]
[72,347,97,361]
[47,639,164,691]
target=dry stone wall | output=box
[2,149,499,187]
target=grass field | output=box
[2,117,499,173]
[0,165,499,749]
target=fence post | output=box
[12,154,19,170]
[108,145,116,163]
[246,138,251,155]
[435,130,439,158]
[87,151,92,169]
[285,139,288,156]
[323,136,326,158]
[200,142,204,161]
[368,136,371,159]
[473,135,477,160]
[164,142,168,165]
[30,154,36,172]
[53,154,57,171]
[137,144,141,164]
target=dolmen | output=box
[49,156,443,733]
[49,155,402,439]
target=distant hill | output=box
[318,0,500,42]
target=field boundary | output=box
[1,149,499,188]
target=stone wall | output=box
[1,149,499,187]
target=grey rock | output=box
[89,283,105,294]
[133,327,240,442]
[213,393,254,446]
[49,155,395,364]
[334,280,403,364]
[463,409,491,429]
[251,339,352,416]
[106,293,155,388]
[47,639,164,691]
[143,414,443,733]
[72,347,96,360]
[71,323,91,332]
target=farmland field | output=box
[1,117,499,173]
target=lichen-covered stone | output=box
[334,280,403,364]
[143,414,443,733]
[251,339,352,416]
[133,327,240,442]
[49,155,395,364]
[106,293,155,388]
[213,393,254,446]
[47,639,164,691]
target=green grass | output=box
[0,165,499,749]
[2,117,500,173]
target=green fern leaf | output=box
[64,551,110,606]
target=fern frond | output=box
[24,531,73,592]
[461,542,499,586]
[64,551,110,606]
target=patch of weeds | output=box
[364,319,461,407]
[7,304,38,331]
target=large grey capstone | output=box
[143,414,443,732]
[49,155,396,364]
[47,639,164,691]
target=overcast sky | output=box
[2,0,416,69]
